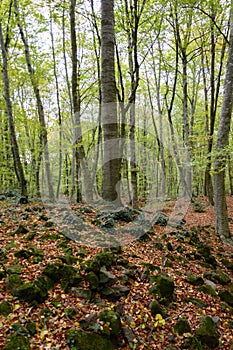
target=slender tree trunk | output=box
[0,21,28,199]
[14,0,54,201]
[49,8,63,199]
[213,1,233,240]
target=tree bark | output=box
[101,0,121,204]
[14,0,54,201]
[0,21,28,199]
[213,1,233,240]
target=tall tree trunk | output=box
[14,0,54,201]
[101,0,121,204]
[0,21,28,198]
[49,7,63,199]
[70,0,93,203]
[213,1,233,240]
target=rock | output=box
[153,211,168,226]
[98,309,121,336]
[195,315,219,348]
[85,271,99,290]
[13,224,29,235]
[197,244,211,258]
[64,308,78,319]
[149,300,165,317]
[5,265,22,274]
[0,301,12,316]
[82,259,101,274]
[95,252,114,268]
[221,258,233,271]
[71,288,92,300]
[26,322,37,335]
[99,267,117,285]
[5,274,23,294]
[183,297,207,308]
[42,263,77,283]
[198,284,217,297]
[154,275,175,298]
[137,232,151,242]
[14,249,32,259]
[205,279,217,291]
[0,269,5,279]
[203,270,231,285]
[173,318,191,335]
[3,334,30,350]
[79,313,98,330]
[101,285,130,300]
[122,326,137,346]
[15,276,53,303]
[66,329,114,350]
[186,273,204,286]
[112,207,134,222]
[219,289,233,307]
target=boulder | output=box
[173,318,191,335]
[203,270,231,285]
[3,334,30,350]
[98,309,121,336]
[151,275,175,298]
[186,273,204,286]
[0,301,12,316]
[219,289,233,307]
[66,329,114,350]
[85,272,99,290]
[149,300,165,317]
[195,315,219,348]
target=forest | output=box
[0,0,233,349]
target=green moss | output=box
[85,272,99,290]
[198,284,217,297]
[195,316,219,348]
[0,301,12,316]
[66,329,114,350]
[174,318,191,335]
[3,334,30,350]
[98,309,121,336]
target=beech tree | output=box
[101,0,121,203]
[213,0,233,241]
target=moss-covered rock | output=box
[0,269,5,279]
[198,284,217,297]
[100,285,129,300]
[173,318,191,335]
[95,252,114,268]
[5,265,22,274]
[14,249,32,259]
[98,309,121,336]
[151,275,175,298]
[66,329,114,350]
[0,301,12,316]
[186,274,204,286]
[85,271,99,290]
[42,263,77,283]
[13,224,29,235]
[5,274,23,295]
[99,267,117,285]
[197,244,211,258]
[26,322,37,335]
[81,259,101,274]
[15,276,53,303]
[221,258,233,271]
[149,300,165,317]
[219,289,233,307]
[195,315,219,348]
[64,308,78,319]
[3,334,30,350]
[203,270,231,285]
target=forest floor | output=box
[0,195,233,350]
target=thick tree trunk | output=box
[213,1,233,240]
[0,22,28,199]
[101,0,121,204]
